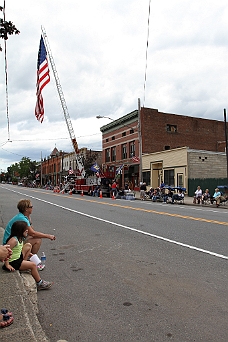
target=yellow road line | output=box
[33,189,228,227]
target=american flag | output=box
[35,36,50,123]
[68,167,74,175]
[132,155,140,162]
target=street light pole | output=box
[138,98,143,184]
[224,108,228,181]
[96,115,135,131]
[96,115,114,121]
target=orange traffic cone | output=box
[100,190,102,198]
[81,190,84,196]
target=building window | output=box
[164,169,174,187]
[165,145,170,150]
[166,124,177,133]
[122,144,127,159]
[106,138,109,142]
[105,148,110,162]
[112,136,115,140]
[122,132,126,137]
[129,141,135,156]
[143,171,150,185]
[111,147,116,161]
[130,129,134,134]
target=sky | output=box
[1,0,228,172]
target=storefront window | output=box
[143,171,150,185]
[164,169,174,186]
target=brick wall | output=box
[141,108,226,153]
[102,122,139,163]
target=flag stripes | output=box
[35,36,50,123]
[132,156,140,162]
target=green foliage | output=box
[7,157,37,180]
[84,151,99,177]
[0,6,20,51]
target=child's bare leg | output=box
[25,236,41,254]
[19,261,41,283]
[22,243,32,260]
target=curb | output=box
[0,227,49,342]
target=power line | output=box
[143,0,151,107]
[0,132,101,144]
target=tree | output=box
[83,151,99,177]
[7,157,37,182]
[7,163,20,182]
[0,5,20,51]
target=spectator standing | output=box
[140,182,147,200]
[92,185,100,197]
[111,180,118,198]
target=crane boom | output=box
[41,26,85,177]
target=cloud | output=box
[1,0,228,171]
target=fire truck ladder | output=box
[41,26,85,180]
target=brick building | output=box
[41,147,63,186]
[100,107,227,189]
[41,147,102,186]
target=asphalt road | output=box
[1,185,228,342]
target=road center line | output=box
[13,187,228,226]
[4,187,228,261]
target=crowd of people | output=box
[142,183,227,206]
[142,184,185,204]
[193,186,228,207]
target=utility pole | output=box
[138,98,142,183]
[224,109,228,181]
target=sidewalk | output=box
[0,227,49,342]
[134,191,228,208]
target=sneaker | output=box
[37,280,53,291]
[37,264,45,271]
